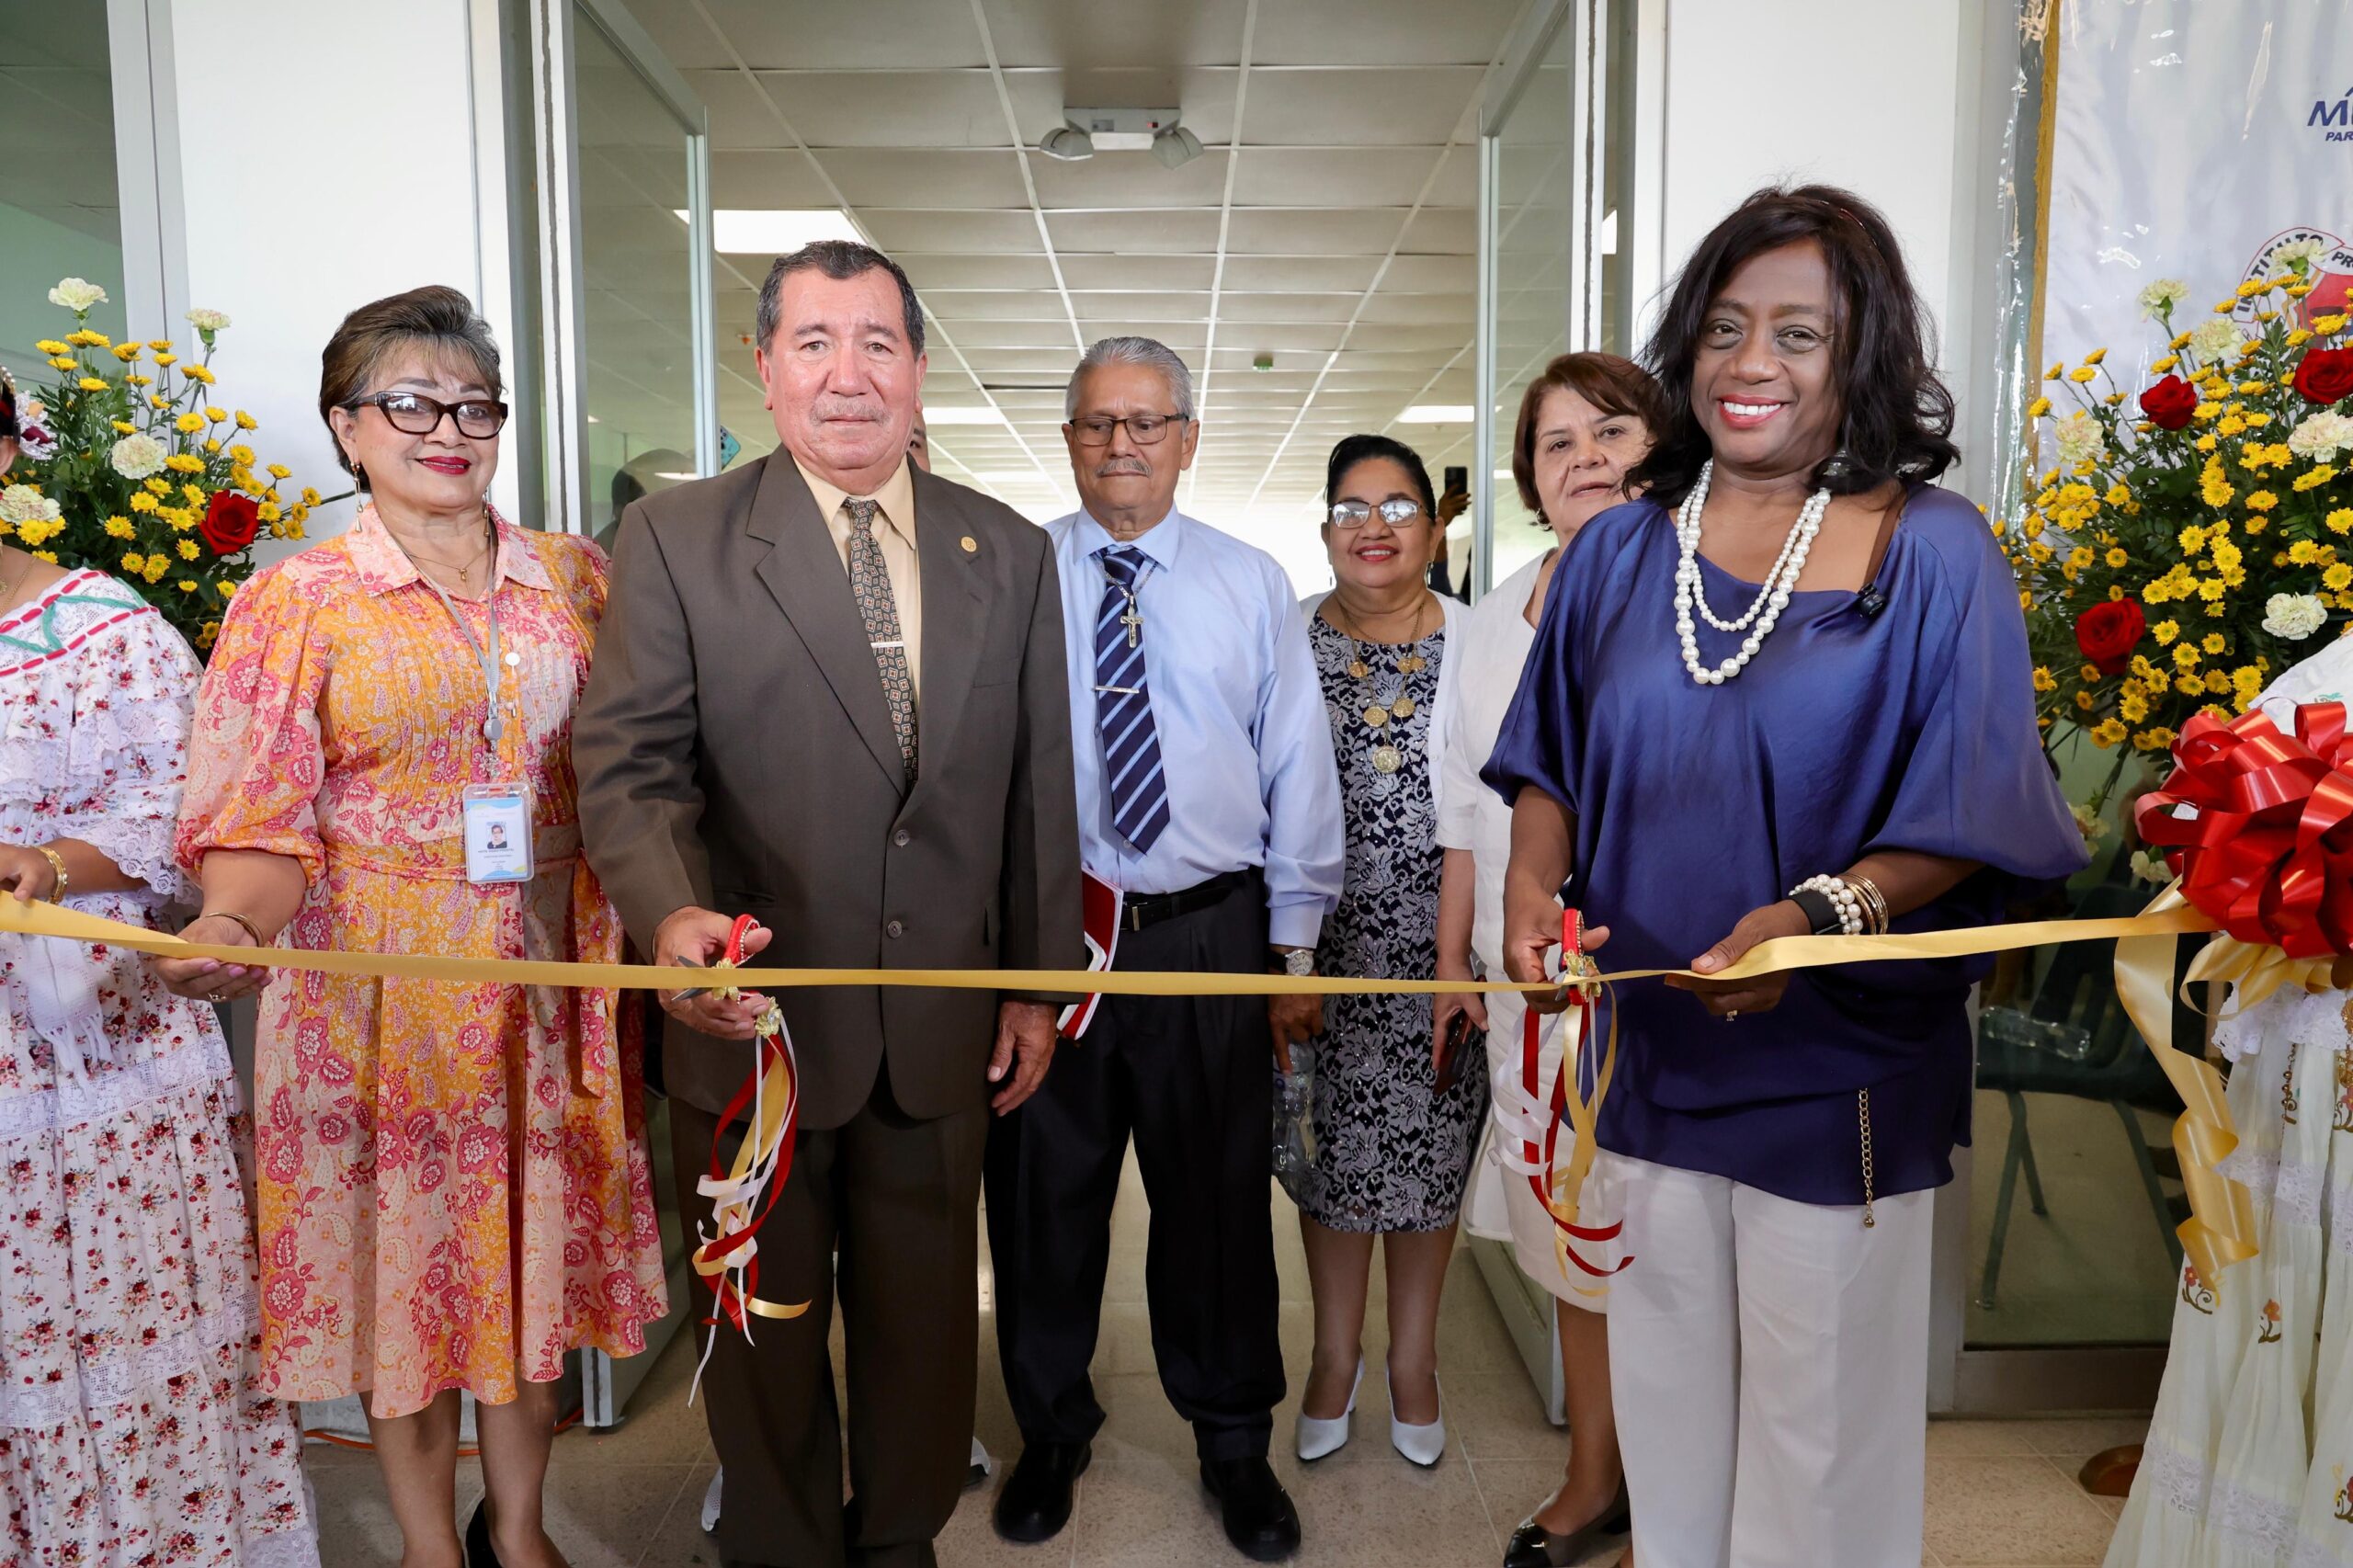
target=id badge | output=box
[462,783,535,884]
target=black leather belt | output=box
[1123,869,1255,932]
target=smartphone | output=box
[1435,1008,1475,1095]
[1442,464,1468,499]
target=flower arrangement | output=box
[2003,243,2353,807]
[1,278,331,656]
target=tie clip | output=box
[1094,684,1142,695]
[870,639,905,649]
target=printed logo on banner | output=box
[2313,85,2352,141]
[2234,228,2353,327]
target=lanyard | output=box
[405,532,507,753]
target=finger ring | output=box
[1725,1009,1740,1022]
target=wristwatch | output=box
[1277,948,1314,978]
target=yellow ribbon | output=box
[0,897,2218,994]
[2109,882,2269,1289]
[5,888,2264,1287]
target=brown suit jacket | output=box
[574,451,1084,1128]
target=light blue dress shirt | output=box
[1048,507,1345,949]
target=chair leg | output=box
[1980,1089,2033,1309]
[2018,1092,2049,1217]
[2112,1098,2185,1269]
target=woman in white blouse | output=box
[1433,352,1663,1568]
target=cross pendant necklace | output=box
[1119,592,1144,648]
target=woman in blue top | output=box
[1485,186,2086,1568]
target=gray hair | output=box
[755,240,925,358]
[1065,335,1197,421]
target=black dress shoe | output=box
[993,1440,1091,1543]
[464,1500,501,1568]
[1200,1457,1302,1562]
[1501,1486,1631,1568]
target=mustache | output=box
[812,398,884,423]
[1093,459,1150,477]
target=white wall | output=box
[1649,0,1972,367]
[165,0,514,552]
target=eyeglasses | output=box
[1067,413,1188,448]
[347,391,510,438]
[1328,498,1426,528]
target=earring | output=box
[1817,447,1855,484]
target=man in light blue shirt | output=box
[986,337,1342,1562]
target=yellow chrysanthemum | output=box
[164,454,203,474]
[2246,490,2279,512]
[182,365,215,386]
[120,552,145,574]
[2104,547,2129,569]
[2202,632,2227,655]
[2152,619,2179,645]
[176,539,201,562]
[2027,396,2052,419]
[2328,564,2353,592]
[2174,644,2200,672]
[173,413,204,435]
[152,353,176,368]
[233,411,256,431]
[2031,666,2057,693]
[2178,674,2207,694]
[103,517,135,540]
[2296,467,2336,492]
[2068,366,2099,383]
[2091,719,2129,747]
[2329,508,2353,536]
[228,445,256,467]
[128,492,158,514]
[2290,540,2323,564]
[2314,313,2350,335]
[33,339,68,356]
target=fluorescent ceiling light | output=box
[918,406,1008,426]
[676,209,862,253]
[1398,404,1475,424]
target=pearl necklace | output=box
[1673,460,1831,686]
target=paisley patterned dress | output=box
[1283,616,1487,1232]
[175,507,666,1417]
[0,571,316,1566]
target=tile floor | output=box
[310,1156,2143,1567]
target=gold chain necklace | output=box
[1329,595,1433,774]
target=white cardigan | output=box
[1299,589,1467,799]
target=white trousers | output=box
[1597,1151,1933,1568]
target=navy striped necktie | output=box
[1095,545,1168,851]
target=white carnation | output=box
[184,307,231,334]
[2053,409,2106,468]
[108,432,165,480]
[0,484,62,527]
[2288,410,2353,462]
[48,277,108,312]
[2264,591,2328,641]
[2130,848,2170,885]
[2188,318,2244,365]
[2070,801,2108,846]
[2274,237,2327,272]
[2137,278,2191,319]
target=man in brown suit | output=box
[574,240,1082,1568]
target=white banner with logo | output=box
[2043,2,2353,375]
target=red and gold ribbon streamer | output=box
[1518,910,1627,1297]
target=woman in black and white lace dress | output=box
[1280,433,1480,1470]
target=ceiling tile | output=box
[1239,68,1482,147]
[1044,208,1222,254]
[745,70,1060,149]
[707,149,839,208]
[1248,0,1522,66]
[1358,290,1475,325]
[623,0,990,70]
[1399,207,1478,255]
[1230,148,1443,209]
[926,290,1079,322]
[814,148,1030,208]
[899,254,1063,290]
[1059,254,1218,290]
[1032,150,1230,210]
[939,320,1089,349]
[1226,206,1405,256]
[860,209,1047,254]
[1378,254,1478,292]
[981,1,1249,71]
[1219,255,1382,291]
[1068,291,1211,322]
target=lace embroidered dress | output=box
[2108,640,2353,1568]
[0,572,317,1567]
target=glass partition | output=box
[1474,0,1640,599]
[0,4,129,382]
[572,3,705,544]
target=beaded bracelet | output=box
[1790,873,1865,936]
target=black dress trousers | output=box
[983,876,1287,1462]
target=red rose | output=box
[199,491,260,554]
[2139,374,2198,429]
[2075,598,2145,676]
[2293,345,2353,406]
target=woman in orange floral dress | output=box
[157,287,665,1568]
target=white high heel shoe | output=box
[1294,1358,1363,1461]
[1387,1361,1446,1467]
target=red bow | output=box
[2135,701,2353,960]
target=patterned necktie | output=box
[843,498,917,781]
[1096,545,1168,851]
